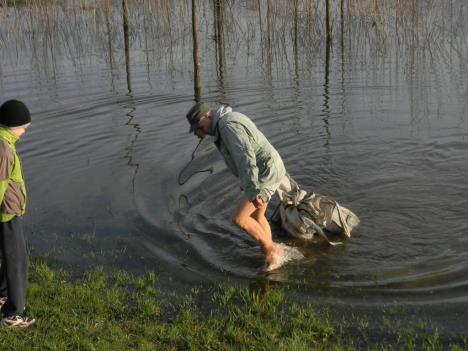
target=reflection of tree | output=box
[142,2,152,91]
[292,0,299,83]
[326,0,332,44]
[105,0,116,91]
[123,97,141,195]
[266,0,272,59]
[214,0,226,101]
[192,0,201,102]
[122,0,132,93]
[121,0,140,197]
[253,1,274,105]
[291,0,302,136]
[340,0,347,129]
[321,4,332,148]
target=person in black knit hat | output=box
[0,100,35,328]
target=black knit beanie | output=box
[0,100,31,128]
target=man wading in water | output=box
[186,102,287,272]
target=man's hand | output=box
[252,195,264,209]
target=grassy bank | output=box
[0,262,465,351]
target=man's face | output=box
[194,114,211,139]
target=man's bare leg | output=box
[251,205,284,270]
[233,197,283,270]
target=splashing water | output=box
[267,243,304,271]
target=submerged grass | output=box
[0,262,465,350]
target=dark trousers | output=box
[0,217,28,317]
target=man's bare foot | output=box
[262,243,284,273]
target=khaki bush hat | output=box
[186,101,210,133]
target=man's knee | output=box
[232,213,247,230]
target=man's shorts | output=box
[259,175,291,203]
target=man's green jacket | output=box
[0,128,27,222]
[212,105,286,201]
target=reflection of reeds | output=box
[0,1,464,79]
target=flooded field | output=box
[1,0,467,336]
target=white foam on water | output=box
[266,243,304,271]
[278,243,304,262]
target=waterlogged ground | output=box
[0,0,467,339]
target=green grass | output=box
[0,262,465,350]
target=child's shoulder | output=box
[0,139,13,157]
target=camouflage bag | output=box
[273,175,360,245]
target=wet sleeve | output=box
[0,145,13,204]
[221,123,260,201]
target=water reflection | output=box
[321,23,332,148]
[104,0,116,90]
[123,96,140,196]
[214,0,226,101]
[122,0,132,93]
[192,0,201,101]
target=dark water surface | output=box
[1,1,467,334]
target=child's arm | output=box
[0,147,13,204]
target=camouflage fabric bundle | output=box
[273,175,360,245]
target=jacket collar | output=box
[212,105,232,143]
[0,128,19,146]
